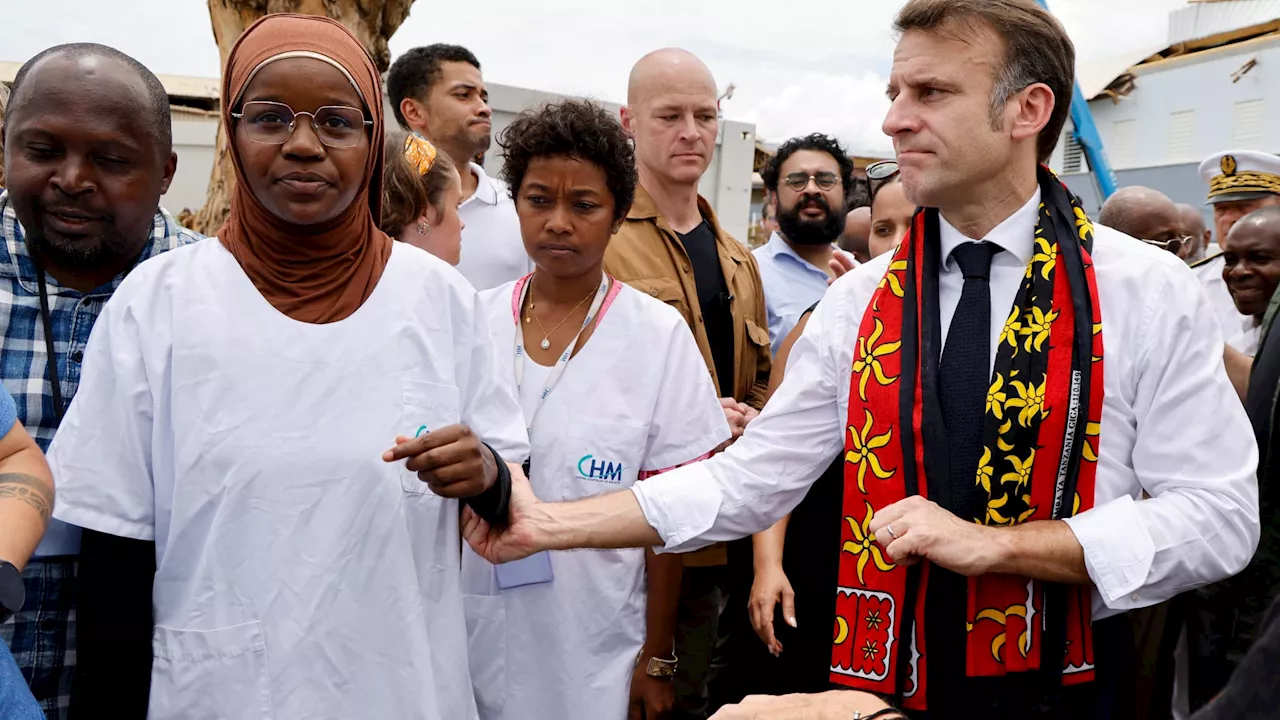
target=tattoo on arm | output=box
[0,473,54,522]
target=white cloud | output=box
[737,71,893,156]
[0,0,1198,157]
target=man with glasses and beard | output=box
[754,134,856,353]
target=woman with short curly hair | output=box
[461,99,731,720]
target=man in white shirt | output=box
[464,1,1259,716]
[1178,204,1212,265]
[388,44,531,290]
[1192,150,1280,350]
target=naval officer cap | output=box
[1200,150,1280,204]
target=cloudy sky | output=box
[2,0,1187,155]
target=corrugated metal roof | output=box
[1079,45,1164,99]
[1169,0,1280,45]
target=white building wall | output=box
[1084,35,1280,170]
[164,111,218,217]
[475,82,757,242]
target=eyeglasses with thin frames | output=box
[784,172,841,192]
[1142,236,1192,255]
[866,160,901,201]
[230,101,372,149]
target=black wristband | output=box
[860,708,906,720]
[465,443,512,528]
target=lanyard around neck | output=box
[513,274,609,429]
[33,263,65,424]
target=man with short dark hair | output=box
[1184,207,1280,712]
[465,1,1259,716]
[754,133,855,352]
[1223,208,1280,355]
[387,44,529,290]
[0,43,200,718]
[1098,186,1191,258]
[1178,203,1211,264]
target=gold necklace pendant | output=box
[526,275,598,353]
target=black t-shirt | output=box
[678,220,735,398]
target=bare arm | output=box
[1224,345,1252,403]
[0,421,55,570]
[643,549,681,659]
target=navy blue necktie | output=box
[939,242,1002,518]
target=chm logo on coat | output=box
[577,455,624,483]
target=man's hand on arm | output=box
[462,473,664,564]
[0,422,55,570]
[869,496,1090,584]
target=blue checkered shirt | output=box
[0,190,201,719]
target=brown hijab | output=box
[218,14,392,324]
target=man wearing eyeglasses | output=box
[754,134,858,353]
[1097,186,1194,259]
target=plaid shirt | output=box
[0,190,201,719]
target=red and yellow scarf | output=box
[830,168,1104,710]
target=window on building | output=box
[1062,131,1086,174]
[1110,119,1137,168]
[1167,110,1196,163]
[1232,99,1265,150]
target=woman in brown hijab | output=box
[49,14,529,719]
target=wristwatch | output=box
[0,561,24,623]
[637,650,678,679]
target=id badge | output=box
[495,551,554,589]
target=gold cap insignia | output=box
[1222,154,1238,176]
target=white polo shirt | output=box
[457,163,533,291]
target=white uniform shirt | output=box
[632,190,1260,619]
[462,278,731,720]
[457,163,533,291]
[1194,253,1254,347]
[1230,318,1263,356]
[49,239,530,720]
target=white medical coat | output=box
[461,279,731,719]
[49,239,530,720]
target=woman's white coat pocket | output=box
[150,620,273,719]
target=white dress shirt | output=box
[456,163,534,292]
[1194,253,1254,348]
[632,190,1260,619]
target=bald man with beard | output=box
[603,48,772,719]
